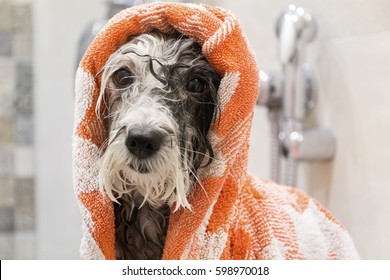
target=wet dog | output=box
[97,31,221,259]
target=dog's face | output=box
[98,32,221,210]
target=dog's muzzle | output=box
[125,127,164,159]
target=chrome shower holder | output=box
[258,4,336,186]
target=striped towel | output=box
[73,2,359,260]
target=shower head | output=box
[276,4,317,64]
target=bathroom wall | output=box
[203,0,390,259]
[0,0,35,259]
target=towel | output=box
[73,2,359,260]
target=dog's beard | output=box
[98,99,198,211]
[97,31,220,215]
[99,133,193,211]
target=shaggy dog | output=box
[97,31,221,259]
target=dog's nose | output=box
[125,128,164,159]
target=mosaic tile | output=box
[0,3,12,32]
[14,146,34,178]
[0,176,15,207]
[12,33,32,58]
[15,60,32,91]
[0,207,15,232]
[15,116,33,145]
[14,59,33,117]
[0,2,34,258]
[0,58,16,118]
[0,57,15,93]
[0,118,15,145]
[11,4,32,35]
[0,31,12,56]
[14,231,35,259]
[0,92,15,119]
[14,179,34,231]
[0,148,14,177]
[0,233,15,259]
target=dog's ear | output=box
[190,39,202,54]
[210,71,221,125]
[124,32,147,48]
[212,72,221,91]
[192,70,221,170]
[126,34,134,43]
[125,34,139,45]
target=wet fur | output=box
[97,31,221,259]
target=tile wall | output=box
[0,0,34,259]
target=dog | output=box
[97,31,221,259]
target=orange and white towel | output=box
[73,2,359,260]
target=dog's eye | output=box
[113,68,134,87]
[186,78,205,93]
